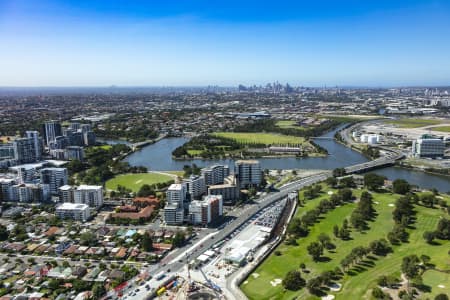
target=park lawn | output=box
[386,118,443,128]
[105,173,173,192]
[242,189,450,300]
[430,125,450,133]
[186,149,204,156]
[94,145,112,150]
[212,132,306,145]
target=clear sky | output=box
[1,0,450,87]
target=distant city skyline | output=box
[1,0,450,87]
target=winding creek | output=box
[117,126,450,192]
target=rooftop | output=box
[56,203,89,210]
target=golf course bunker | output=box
[270,278,282,287]
[322,295,335,300]
[252,273,260,278]
[388,203,395,207]
[438,284,446,288]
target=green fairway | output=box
[430,125,450,132]
[105,173,173,192]
[422,270,450,297]
[386,118,443,128]
[241,188,450,300]
[212,132,306,145]
[275,120,305,130]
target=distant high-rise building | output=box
[183,175,206,200]
[74,185,104,208]
[80,124,92,133]
[40,167,68,195]
[188,195,223,226]
[163,183,187,225]
[25,131,43,161]
[235,160,262,188]
[84,131,96,146]
[65,146,84,161]
[13,137,38,163]
[201,164,230,186]
[43,121,62,146]
[0,143,15,161]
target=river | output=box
[122,126,450,192]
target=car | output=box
[167,269,171,272]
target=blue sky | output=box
[1,0,450,86]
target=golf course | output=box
[241,184,450,300]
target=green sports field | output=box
[385,118,443,128]
[241,187,450,300]
[105,173,173,192]
[212,132,306,145]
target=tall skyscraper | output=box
[235,160,262,188]
[42,121,62,146]
[13,137,38,163]
[25,131,43,161]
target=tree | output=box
[287,218,309,237]
[80,232,96,246]
[0,225,8,241]
[141,232,153,252]
[318,233,334,250]
[421,193,437,208]
[401,255,420,280]
[423,231,436,244]
[307,242,323,261]
[333,225,339,237]
[364,173,386,191]
[339,227,351,240]
[325,177,337,187]
[332,168,346,177]
[172,231,186,248]
[137,184,155,197]
[435,294,449,300]
[282,270,305,291]
[435,218,450,240]
[393,179,411,195]
[306,277,323,295]
[92,283,106,299]
[340,176,356,188]
[369,239,392,256]
[372,287,390,299]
